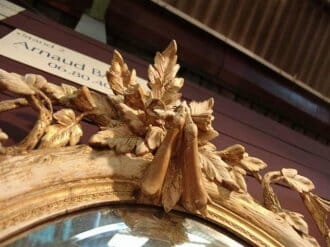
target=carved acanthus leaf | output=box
[189,98,214,131]
[310,193,330,213]
[281,168,315,193]
[148,40,183,107]
[117,103,147,136]
[199,143,239,191]
[278,210,309,235]
[302,193,330,246]
[229,166,247,192]
[198,127,219,145]
[68,86,117,127]
[39,109,83,148]
[107,50,136,95]
[189,98,219,143]
[107,51,148,110]
[125,83,149,110]
[89,125,149,155]
[240,155,267,172]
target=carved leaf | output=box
[199,143,240,191]
[107,51,150,111]
[0,98,28,112]
[53,108,76,125]
[303,192,330,242]
[301,233,320,247]
[198,127,219,145]
[145,126,166,150]
[61,83,77,96]
[0,69,35,95]
[162,159,183,212]
[281,168,315,193]
[70,86,117,126]
[0,128,8,141]
[189,98,214,131]
[24,74,48,89]
[162,77,184,107]
[124,83,149,110]
[230,166,247,192]
[189,98,219,143]
[135,140,150,156]
[23,73,77,103]
[117,103,147,136]
[312,194,330,213]
[107,50,136,95]
[219,144,245,163]
[278,210,309,235]
[39,109,83,148]
[89,125,149,155]
[69,125,83,146]
[240,155,267,172]
[41,82,77,100]
[0,128,8,153]
[148,40,183,106]
[70,86,96,111]
[220,145,267,175]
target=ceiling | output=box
[162,0,330,101]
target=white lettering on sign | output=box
[0,29,147,94]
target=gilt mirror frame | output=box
[0,41,329,247]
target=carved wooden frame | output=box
[0,41,329,247]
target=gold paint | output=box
[0,41,329,247]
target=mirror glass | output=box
[8,207,248,247]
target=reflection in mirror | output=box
[7,207,248,247]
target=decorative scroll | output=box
[0,41,329,247]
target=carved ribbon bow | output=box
[141,102,209,213]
